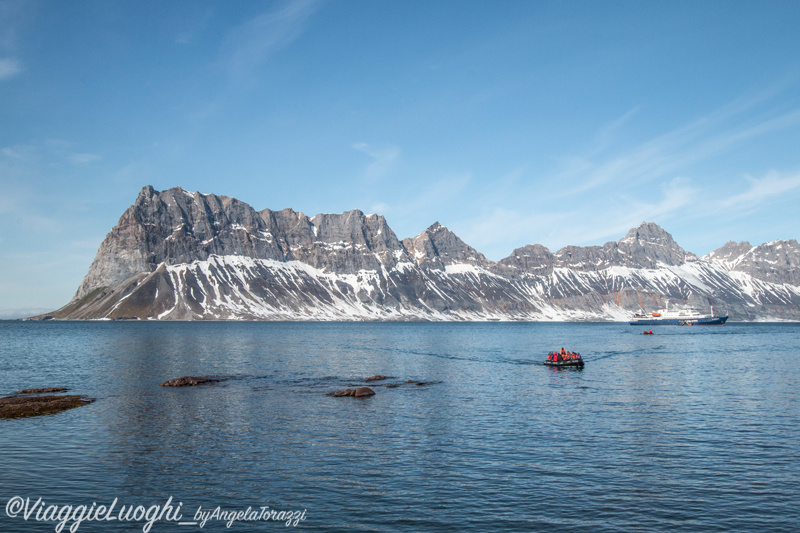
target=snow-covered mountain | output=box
[46,186,800,321]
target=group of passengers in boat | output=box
[547,348,581,362]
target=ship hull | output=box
[629,316,728,326]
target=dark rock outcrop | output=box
[160,376,220,387]
[365,375,388,382]
[403,222,491,270]
[15,387,68,394]
[0,395,94,419]
[496,244,556,277]
[327,387,376,398]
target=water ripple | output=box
[0,321,798,532]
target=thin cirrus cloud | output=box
[1,144,35,160]
[459,176,699,259]
[716,171,800,212]
[0,57,21,80]
[365,173,471,236]
[459,89,800,258]
[219,0,323,81]
[352,142,401,182]
[2,141,101,166]
[553,95,800,200]
[69,153,102,165]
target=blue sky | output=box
[2,0,800,316]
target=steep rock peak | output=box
[616,221,686,267]
[712,239,800,285]
[427,221,444,232]
[704,241,754,264]
[619,222,676,246]
[136,185,205,204]
[404,222,490,268]
[509,243,554,257]
[75,186,289,300]
[137,184,157,201]
[496,244,555,275]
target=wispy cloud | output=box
[367,201,390,215]
[577,177,699,243]
[69,153,102,165]
[1,144,35,160]
[3,141,103,167]
[458,176,700,260]
[0,0,27,81]
[353,142,400,182]
[366,174,471,236]
[221,0,323,80]
[174,7,215,45]
[458,207,549,256]
[553,97,800,198]
[450,83,800,260]
[586,106,640,157]
[0,57,21,80]
[467,166,799,261]
[0,187,62,233]
[175,32,193,45]
[716,170,800,212]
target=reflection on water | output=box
[0,321,798,532]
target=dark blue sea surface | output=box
[1,321,798,532]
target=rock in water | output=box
[365,375,387,382]
[0,395,94,419]
[15,387,68,394]
[328,387,376,398]
[160,376,220,387]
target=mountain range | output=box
[44,186,800,321]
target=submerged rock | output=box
[160,376,220,387]
[365,375,388,382]
[15,387,68,394]
[328,387,376,398]
[0,395,94,419]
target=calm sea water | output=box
[1,321,798,532]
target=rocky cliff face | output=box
[496,244,556,277]
[704,239,800,286]
[403,222,491,270]
[550,223,686,272]
[52,186,800,321]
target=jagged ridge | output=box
[49,186,800,321]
